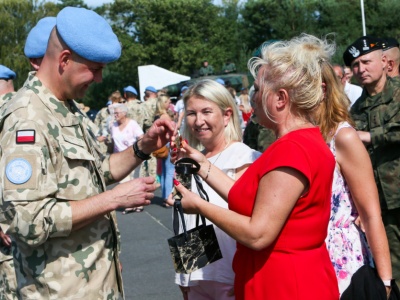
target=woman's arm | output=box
[176,167,307,250]
[335,127,392,282]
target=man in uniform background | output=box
[344,36,400,287]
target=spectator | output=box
[382,37,400,78]
[222,59,236,74]
[169,34,339,300]
[315,59,392,296]
[332,64,360,107]
[171,79,261,299]
[155,95,175,208]
[345,35,400,288]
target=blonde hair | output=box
[156,94,170,116]
[248,33,336,122]
[314,61,354,140]
[182,79,242,149]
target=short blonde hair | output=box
[248,34,336,121]
[183,79,242,149]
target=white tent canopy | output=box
[138,65,190,101]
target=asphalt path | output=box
[113,186,182,300]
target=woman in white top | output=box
[172,79,261,300]
[110,103,144,213]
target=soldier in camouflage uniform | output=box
[0,7,174,299]
[344,36,399,287]
[141,86,159,181]
[242,114,276,153]
[123,85,144,129]
[0,66,17,300]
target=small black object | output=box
[132,140,151,160]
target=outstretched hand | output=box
[111,177,159,209]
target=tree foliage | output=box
[1,0,400,109]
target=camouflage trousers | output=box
[139,155,158,183]
[0,259,17,300]
[382,208,400,287]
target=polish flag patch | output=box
[16,130,35,144]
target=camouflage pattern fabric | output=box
[350,76,400,288]
[350,76,400,211]
[94,106,112,155]
[243,116,276,152]
[142,97,158,133]
[222,62,236,74]
[126,99,145,130]
[0,92,18,300]
[0,72,123,299]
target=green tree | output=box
[0,0,59,89]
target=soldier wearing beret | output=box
[344,36,400,288]
[24,16,56,71]
[124,85,144,129]
[0,7,174,299]
[0,65,17,300]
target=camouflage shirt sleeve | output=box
[0,118,72,246]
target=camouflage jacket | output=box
[142,97,158,132]
[94,106,111,137]
[350,76,400,211]
[0,73,123,299]
[126,99,145,129]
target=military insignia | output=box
[16,130,35,144]
[5,158,33,184]
[349,46,360,58]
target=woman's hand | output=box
[166,179,204,214]
[170,137,209,177]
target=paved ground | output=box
[114,187,181,300]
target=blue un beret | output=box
[145,86,158,93]
[215,78,225,85]
[24,17,56,58]
[56,7,121,63]
[124,86,138,95]
[0,65,16,80]
[343,36,383,66]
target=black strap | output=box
[173,158,210,238]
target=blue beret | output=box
[0,65,16,80]
[343,36,383,66]
[124,86,138,95]
[24,17,56,58]
[215,78,225,85]
[145,86,157,93]
[181,86,188,92]
[56,7,121,63]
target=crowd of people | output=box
[0,5,399,300]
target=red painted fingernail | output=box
[173,179,180,186]
[172,148,177,152]
[184,139,188,144]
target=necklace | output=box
[208,142,230,166]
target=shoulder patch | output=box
[6,158,33,184]
[16,130,35,144]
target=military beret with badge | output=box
[343,36,384,66]
[123,86,138,95]
[382,37,400,51]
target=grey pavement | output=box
[114,186,181,300]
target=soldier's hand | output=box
[111,177,159,209]
[0,230,11,248]
[140,119,176,153]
